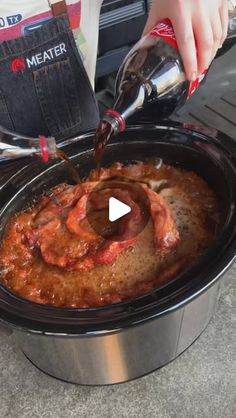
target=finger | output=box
[172,16,197,81]
[211,12,223,62]
[219,0,229,47]
[193,14,214,75]
[142,2,161,36]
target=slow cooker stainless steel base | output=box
[16,283,219,385]
[0,123,236,385]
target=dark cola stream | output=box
[56,148,82,184]
[94,120,114,175]
[55,121,114,183]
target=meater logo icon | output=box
[11,57,26,73]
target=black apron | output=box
[0,2,99,140]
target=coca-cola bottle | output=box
[0,125,56,162]
[96,2,236,143]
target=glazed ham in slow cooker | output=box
[0,161,220,308]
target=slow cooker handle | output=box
[179,123,236,163]
[218,132,236,163]
[128,118,236,163]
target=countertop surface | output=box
[0,264,235,418]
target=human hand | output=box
[143,0,229,81]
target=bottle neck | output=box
[39,135,57,162]
[103,83,146,134]
[0,125,57,161]
[103,109,126,134]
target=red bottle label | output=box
[150,19,207,97]
[150,19,177,49]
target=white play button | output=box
[109,197,131,222]
[86,181,150,240]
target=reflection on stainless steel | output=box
[15,284,219,385]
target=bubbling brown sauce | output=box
[0,161,220,308]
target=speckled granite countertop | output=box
[0,264,235,418]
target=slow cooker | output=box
[0,123,235,385]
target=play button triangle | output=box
[109,197,131,222]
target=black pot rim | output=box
[0,122,236,336]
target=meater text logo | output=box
[11,43,67,73]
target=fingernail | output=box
[191,71,197,81]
